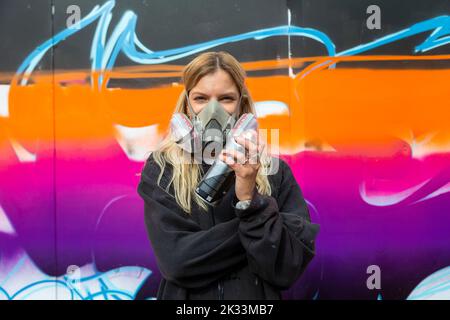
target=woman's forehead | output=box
[191,70,238,95]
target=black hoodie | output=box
[137,154,320,300]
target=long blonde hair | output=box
[151,51,272,214]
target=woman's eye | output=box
[194,97,234,102]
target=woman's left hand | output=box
[218,129,265,201]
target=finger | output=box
[219,150,236,166]
[221,149,245,164]
[243,129,258,144]
[239,129,259,147]
[231,143,259,166]
[248,140,265,165]
[235,135,258,156]
[257,139,266,154]
[247,151,260,165]
[223,148,247,165]
[236,133,264,166]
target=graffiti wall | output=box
[0,0,449,300]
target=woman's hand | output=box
[218,130,265,201]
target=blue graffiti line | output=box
[16,1,114,87]
[14,0,333,88]
[0,287,11,300]
[336,15,450,56]
[0,265,152,300]
[0,254,27,288]
[413,266,450,290]
[14,0,450,89]
[409,281,450,300]
[3,279,71,300]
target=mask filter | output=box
[169,112,201,154]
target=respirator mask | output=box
[170,90,243,164]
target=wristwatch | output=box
[235,199,252,210]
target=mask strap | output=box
[185,90,204,139]
[184,90,198,121]
[229,93,243,125]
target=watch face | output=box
[236,200,251,209]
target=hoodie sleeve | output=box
[137,156,247,289]
[232,159,320,290]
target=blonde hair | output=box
[151,51,272,214]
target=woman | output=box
[137,51,320,300]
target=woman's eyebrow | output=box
[219,92,238,97]
[191,91,237,97]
